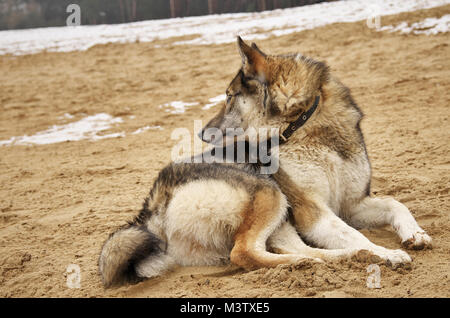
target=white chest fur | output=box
[279,150,371,217]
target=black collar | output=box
[280,95,320,144]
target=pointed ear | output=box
[237,36,269,82]
[251,43,267,57]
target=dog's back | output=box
[99,161,280,287]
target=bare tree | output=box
[131,0,137,21]
[118,0,125,22]
[258,0,266,11]
[169,0,176,18]
[207,0,215,15]
[0,0,326,31]
[185,0,192,16]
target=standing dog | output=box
[98,37,431,288]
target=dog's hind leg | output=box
[346,196,432,250]
[230,187,318,270]
[267,222,361,261]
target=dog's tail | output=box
[99,224,174,288]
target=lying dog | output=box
[99,37,431,288]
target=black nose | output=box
[198,129,215,143]
[198,129,208,142]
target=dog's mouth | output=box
[205,134,224,147]
[199,128,245,146]
[199,126,280,148]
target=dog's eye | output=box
[226,92,241,104]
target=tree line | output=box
[0,0,329,31]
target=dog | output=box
[98,37,431,288]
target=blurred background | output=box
[0,0,330,30]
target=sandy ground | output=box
[0,5,449,298]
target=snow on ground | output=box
[159,101,199,114]
[0,0,449,56]
[0,113,124,146]
[132,125,163,135]
[0,95,220,146]
[160,94,225,115]
[379,14,450,34]
[58,113,75,120]
[1,0,449,146]
[202,95,226,110]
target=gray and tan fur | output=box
[98,37,431,288]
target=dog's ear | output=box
[237,36,269,83]
[251,43,267,57]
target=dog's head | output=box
[200,36,329,144]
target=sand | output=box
[0,5,449,298]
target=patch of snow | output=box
[132,125,163,135]
[91,132,125,140]
[378,14,450,35]
[58,113,74,120]
[202,94,226,110]
[0,113,123,146]
[159,101,199,114]
[0,0,448,56]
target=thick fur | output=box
[99,37,432,287]
[99,225,168,287]
[99,160,359,287]
[203,37,432,264]
[100,162,303,287]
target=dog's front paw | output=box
[371,248,411,268]
[402,231,432,250]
